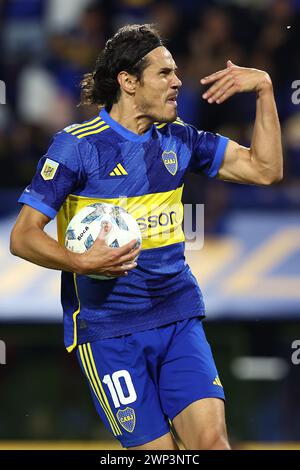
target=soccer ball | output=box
[65,202,142,280]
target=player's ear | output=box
[117,71,137,95]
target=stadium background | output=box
[0,0,300,450]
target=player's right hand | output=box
[71,223,141,277]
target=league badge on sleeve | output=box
[41,158,59,181]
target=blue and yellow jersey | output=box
[19,108,229,351]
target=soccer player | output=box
[10,24,282,450]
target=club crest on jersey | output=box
[116,407,136,433]
[41,158,59,181]
[162,151,178,176]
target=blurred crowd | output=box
[0,0,299,222]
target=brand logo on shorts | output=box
[213,375,223,387]
[116,407,136,433]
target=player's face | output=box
[135,47,182,123]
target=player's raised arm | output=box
[201,61,283,186]
[10,204,140,277]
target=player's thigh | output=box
[159,318,225,424]
[130,432,179,450]
[76,336,171,449]
[173,397,230,450]
[158,318,228,449]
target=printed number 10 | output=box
[103,370,137,408]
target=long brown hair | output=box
[79,24,164,111]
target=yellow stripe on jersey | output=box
[66,273,81,353]
[155,118,185,129]
[155,123,168,129]
[70,120,105,136]
[65,117,101,133]
[173,118,185,126]
[78,344,122,436]
[57,186,185,250]
[76,124,110,139]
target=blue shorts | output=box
[76,317,225,448]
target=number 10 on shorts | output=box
[103,370,137,408]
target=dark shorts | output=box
[76,317,225,448]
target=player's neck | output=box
[109,102,153,136]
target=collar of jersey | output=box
[100,108,153,143]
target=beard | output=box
[138,96,178,124]
[156,111,177,123]
[148,107,178,124]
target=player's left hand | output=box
[200,60,272,104]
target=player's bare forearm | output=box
[201,61,283,185]
[249,81,283,184]
[10,205,140,276]
[11,222,79,272]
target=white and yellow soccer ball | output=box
[65,202,142,280]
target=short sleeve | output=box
[187,124,229,178]
[18,131,86,219]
